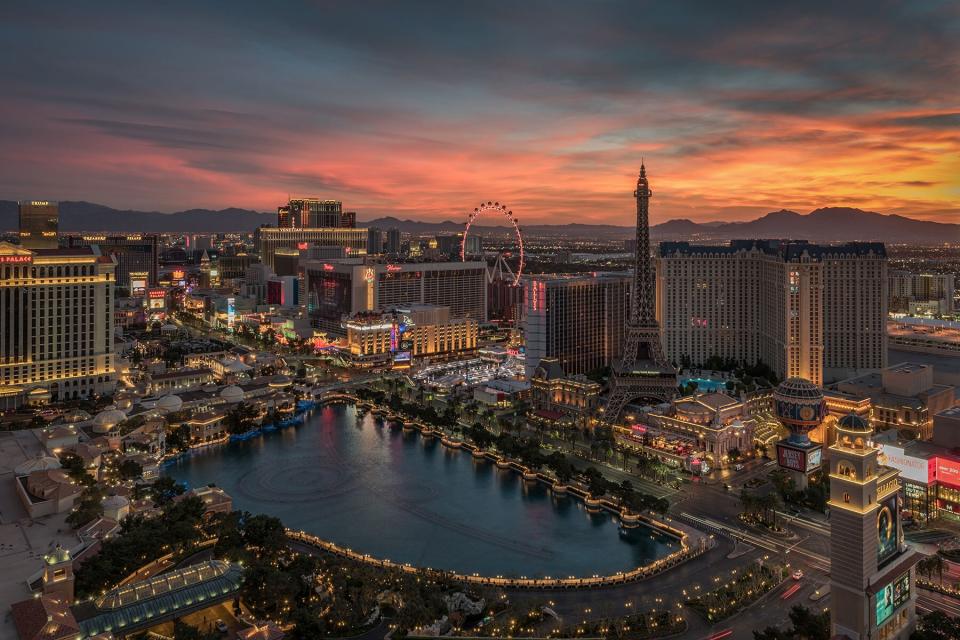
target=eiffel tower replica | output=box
[603,164,677,423]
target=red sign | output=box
[297,242,309,250]
[777,443,807,472]
[386,264,402,272]
[0,255,32,264]
[323,263,335,271]
[147,289,166,299]
[936,458,960,488]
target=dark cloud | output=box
[0,0,956,221]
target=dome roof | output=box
[15,455,61,476]
[102,494,129,509]
[838,412,871,433]
[93,409,126,433]
[773,377,826,428]
[220,385,244,402]
[268,374,292,388]
[156,395,183,412]
[774,377,824,401]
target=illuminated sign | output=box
[227,297,236,328]
[879,444,934,484]
[937,458,960,488]
[386,264,402,272]
[297,242,309,250]
[364,268,375,283]
[172,269,185,281]
[877,493,900,567]
[805,447,823,471]
[83,235,107,241]
[147,289,166,299]
[776,443,807,472]
[323,263,335,271]
[875,572,910,626]
[0,255,32,264]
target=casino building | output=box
[343,305,478,367]
[256,226,367,272]
[302,260,488,335]
[0,242,117,405]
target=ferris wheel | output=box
[461,201,525,286]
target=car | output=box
[215,620,228,634]
[792,569,804,581]
[734,464,744,471]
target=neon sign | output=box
[386,264,402,272]
[0,255,32,264]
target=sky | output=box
[1,1,958,226]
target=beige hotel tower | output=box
[829,412,918,639]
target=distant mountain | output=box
[688,207,960,243]
[0,201,955,243]
[0,200,273,232]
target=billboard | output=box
[777,443,807,473]
[130,271,148,296]
[805,446,823,472]
[879,444,934,484]
[877,493,900,567]
[875,571,910,626]
[936,457,960,488]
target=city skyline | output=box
[2,1,959,225]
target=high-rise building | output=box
[888,271,955,314]
[340,211,357,228]
[829,412,917,639]
[281,198,343,228]
[367,227,384,255]
[255,227,367,272]
[605,164,677,421]
[18,201,59,249]
[522,273,631,379]
[386,228,401,255]
[657,240,888,386]
[302,260,487,335]
[67,234,159,292]
[0,242,116,403]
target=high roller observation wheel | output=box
[461,201,525,286]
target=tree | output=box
[226,402,259,435]
[67,485,105,529]
[118,459,143,480]
[167,423,191,451]
[754,605,829,640]
[728,447,742,463]
[912,611,960,640]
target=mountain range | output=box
[0,201,956,243]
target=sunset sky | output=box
[1,1,958,225]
